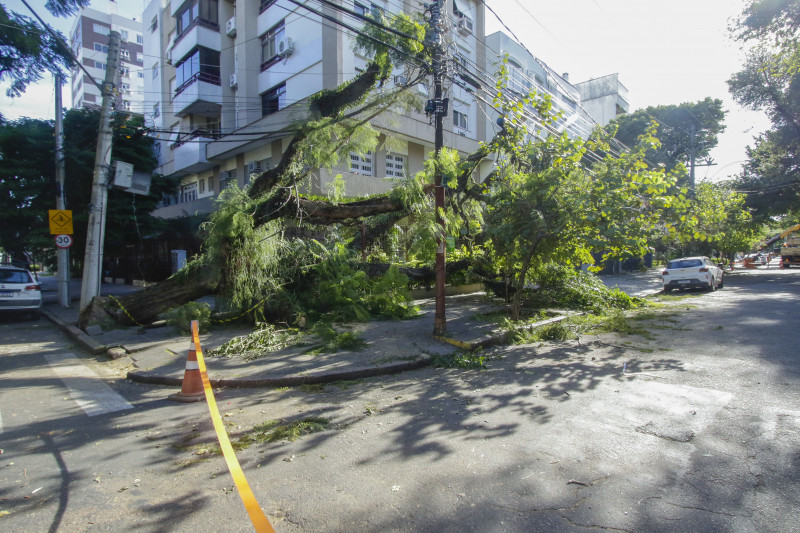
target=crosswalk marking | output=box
[44,352,133,417]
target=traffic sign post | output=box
[55,234,73,249]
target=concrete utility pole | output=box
[54,74,70,307]
[429,0,448,336]
[80,31,121,310]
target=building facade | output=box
[574,73,630,127]
[69,7,146,114]
[142,0,488,219]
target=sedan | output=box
[0,265,43,318]
[662,256,724,293]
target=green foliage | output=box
[514,321,574,344]
[522,264,644,313]
[165,302,211,334]
[430,351,488,369]
[305,321,367,354]
[250,417,329,442]
[207,323,300,361]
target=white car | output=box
[0,265,43,318]
[662,256,724,293]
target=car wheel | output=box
[708,279,716,292]
[718,275,724,289]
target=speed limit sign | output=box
[55,234,73,249]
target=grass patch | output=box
[330,379,363,390]
[299,383,326,393]
[430,351,489,369]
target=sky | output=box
[0,0,772,181]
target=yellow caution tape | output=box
[191,320,276,533]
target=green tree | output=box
[0,0,89,100]
[610,98,726,187]
[0,117,56,260]
[0,110,174,269]
[728,0,800,218]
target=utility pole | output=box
[54,74,70,307]
[80,31,121,310]
[688,124,696,197]
[428,0,448,336]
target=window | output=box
[120,49,130,61]
[507,60,529,95]
[94,61,106,70]
[138,71,144,79]
[137,52,144,62]
[120,83,130,93]
[385,153,406,177]
[354,2,382,18]
[93,23,110,36]
[174,47,221,94]
[119,100,131,110]
[176,0,220,36]
[120,29,129,41]
[261,83,286,116]
[260,21,285,70]
[220,170,236,190]
[453,109,468,130]
[153,103,160,118]
[198,178,206,194]
[350,151,373,176]
[93,42,109,53]
[136,34,144,44]
[180,182,198,203]
[120,66,130,78]
[150,16,158,33]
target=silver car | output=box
[0,265,43,318]
[662,256,724,293]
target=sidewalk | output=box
[40,270,664,388]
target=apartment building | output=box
[484,31,602,142]
[574,73,630,127]
[142,0,488,219]
[69,7,146,114]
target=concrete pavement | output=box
[38,269,668,389]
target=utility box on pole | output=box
[80,30,121,311]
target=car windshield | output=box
[0,269,32,283]
[668,259,702,269]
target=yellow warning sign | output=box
[49,210,73,235]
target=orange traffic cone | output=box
[168,340,206,403]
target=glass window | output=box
[453,110,468,130]
[180,182,198,203]
[93,42,108,53]
[174,47,221,93]
[260,21,285,68]
[94,61,106,70]
[153,103,160,118]
[261,83,286,116]
[120,49,130,61]
[93,23,110,36]
[150,16,158,33]
[176,0,219,35]
[120,29,129,41]
[136,34,144,44]
[120,66,130,78]
[385,153,405,177]
[350,151,373,176]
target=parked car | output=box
[662,256,724,293]
[0,265,43,318]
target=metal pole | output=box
[54,73,70,307]
[80,31,121,310]
[431,0,447,336]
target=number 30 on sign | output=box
[55,234,73,249]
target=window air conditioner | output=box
[229,73,238,88]
[225,17,236,37]
[457,18,473,35]
[277,37,294,57]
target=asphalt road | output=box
[1,268,799,532]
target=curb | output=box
[126,357,432,389]
[42,307,108,355]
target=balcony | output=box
[173,73,222,117]
[171,129,219,175]
[172,22,221,65]
[152,195,216,219]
